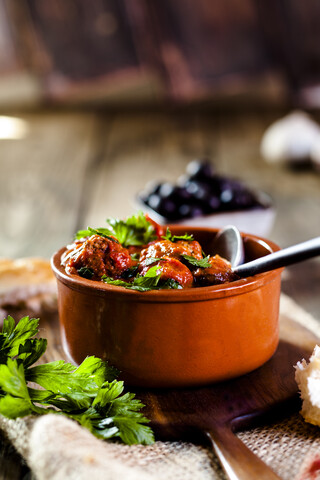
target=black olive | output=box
[147,194,162,210]
[186,159,214,181]
[159,182,175,198]
[145,181,163,195]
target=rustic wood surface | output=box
[0,108,319,479]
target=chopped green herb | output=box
[75,212,157,247]
[181,255,211,268]
[87,228,119,243]
[121,266,139,279]
[144,256,164,266]
[103,264,182,291]
[0,316,154,445]
[75,227,113,241]
[162,227,194,243]
[106,212,157,247]
[77,266,94,279]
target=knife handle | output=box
[206,426,282,480]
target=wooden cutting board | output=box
[35,308,319,480]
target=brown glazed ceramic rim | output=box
[51,227,282,303]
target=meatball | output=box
[140,257,194,288]
[193,255,236,286]
[139,239,203,263]
[62,234,135,280]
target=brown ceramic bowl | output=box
[51,227,282,388]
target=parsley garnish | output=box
[106,212,157,247]
[77,266,94,279]
[75,212,157,247]
[102,265,182,291]
[144,256,164,266]
[88,227,119,243]
[0,316,154,445]
[162,227,194,243]
[75,227,115,241]
[181,255,211,268]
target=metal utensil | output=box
[210,225,245,268]
[234,236,320,277]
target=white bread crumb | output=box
[295,345,320,426]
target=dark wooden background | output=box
[1,0,320,107]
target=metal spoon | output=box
[211,225,245,268]
[234,236,320,278]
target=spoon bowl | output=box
[210,225,245,267]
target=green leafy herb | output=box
[103,264,182,291]
[106,212,157,247]
[144,257,164,266]
[75,212,157,247]
[87,227,119,243]
[162,227,194,243]
[75,227,114,241]
[0,316,154,445]
[77,266,94,279]
[181,255,211,268]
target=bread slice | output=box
[295,345,320,426]
[0,258,57,317]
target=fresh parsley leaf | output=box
[74,212,157,248]
[75,227,113,240]
[102,264,182,291]
[144,256,164,266]
[87,228,119,243]
[0,317,154,445]
[121,266,139,279]
[0,316,42,365]
[17,338,47,369]
[103,265,161,292]
[106,211,157,247]
[77,266,94,279]
[161,279,182,290]
[181,255,211,268]
[162,227,194,243]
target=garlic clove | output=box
[260,111,320,165]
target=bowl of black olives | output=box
[137,160,275,237]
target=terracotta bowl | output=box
[51,227,282,388]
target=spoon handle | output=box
[234,237,320,277]
[206,426,282,480]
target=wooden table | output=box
[0,108,319,478]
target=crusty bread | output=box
[295,345,320,426]
[0,257,57,317]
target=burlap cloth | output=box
[1,294,320,480]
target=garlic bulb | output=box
[260,111,320,165]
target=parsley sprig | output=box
[162,227,194,243]
[102,265,182,291]
[181,255,211,268]
[0,316,154,445]
[75,212,157,247]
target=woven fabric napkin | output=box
[1,294,320,480]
